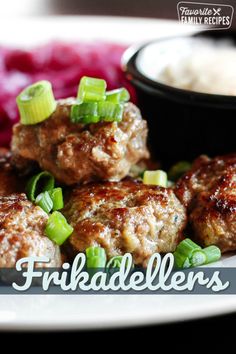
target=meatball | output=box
[175,154,236,208]
[0,148,24,196]
[62,180,187,266]
[175,153,236,252]
[0,194,61,267]
[11,99,149,185]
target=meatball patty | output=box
[11,99,149,185]
[175,154,236,208]
[0,194,61,267]
[63,180,187,265]
[0,148,24,196]
[175,154,236,252]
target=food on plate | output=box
[0,194,61,267]
[0,71,229,269]
[158,41,236,95]
[0,148,24,196]
[62,179,187,266]
[175,154,236,252]
[11,78,149,185]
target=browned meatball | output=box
[0,148,24,196]
[11,99,149,185]
[0,194,61,267]
[62,180,187,266]
[175,154,236,252]
[175,154,236,208]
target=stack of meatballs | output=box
[0,98,235,267]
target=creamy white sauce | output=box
[158,46,236,95]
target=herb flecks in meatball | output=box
[11,99,150,185]
[62,179,187,266]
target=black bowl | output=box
[123,30,236,167]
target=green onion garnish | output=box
[50,187,64,211]
[143,170,168,187]
[203,245,221,264]
[168,161,191,182]
[174,238,221,268]
[173,251,191,269]
[70,102,99,124]
[86,247,107,268]
[77,76,106,102]
[191,250,207,267]
[16,80,56,125]
[98,101,123,122]
[45,211,74,246]
[106,256,123,269]
[106,88,130,103]
[174,238,201,268]
[35,191,53,214]
[26,171,55,202]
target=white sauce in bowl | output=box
[137,37,236,96]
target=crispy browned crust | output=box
[62,179,187,266]
[11,100,150,185]
[175,154,236,208]
[0,194,61,267]
[175,153,236,252]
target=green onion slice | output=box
[16,80,56,125]
[45,211,74,246]
[191,250,207,267]
[35,191,53,214]
[86,247,107,268]
[71,102,99,124]
[106,255,134,269]
[50,188,64,211]
[106,88,130,103]
[98,101,123,122]
[26,171,55,202]
[143,170,168,187]
[106,256,123,269]
[203,245,221,264]
[175,238,201,257]
[77,76,106,102]
[168,161,192,182]
[173,251,191,269]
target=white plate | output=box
[0,16,235,330]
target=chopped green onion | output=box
[175,238,201,258]
[191,250,207,267]
[106,256,123,269]
[35,191,53,214]
[86,247,107,268]
[168,161,191,182]
[174,238,201,268]
[16,80,56,125]
[70,102,99,124]
[106,88,130,103]
[45,211,73,246]
[98,101,123,122]
[174,239,222,268]
[203,245,221,264]
[26,171,55,202]
[143,170,168,187]
[173,251,191,269]
[50,188,64,211]
[106,255,134,269]
[77,76,106,102]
